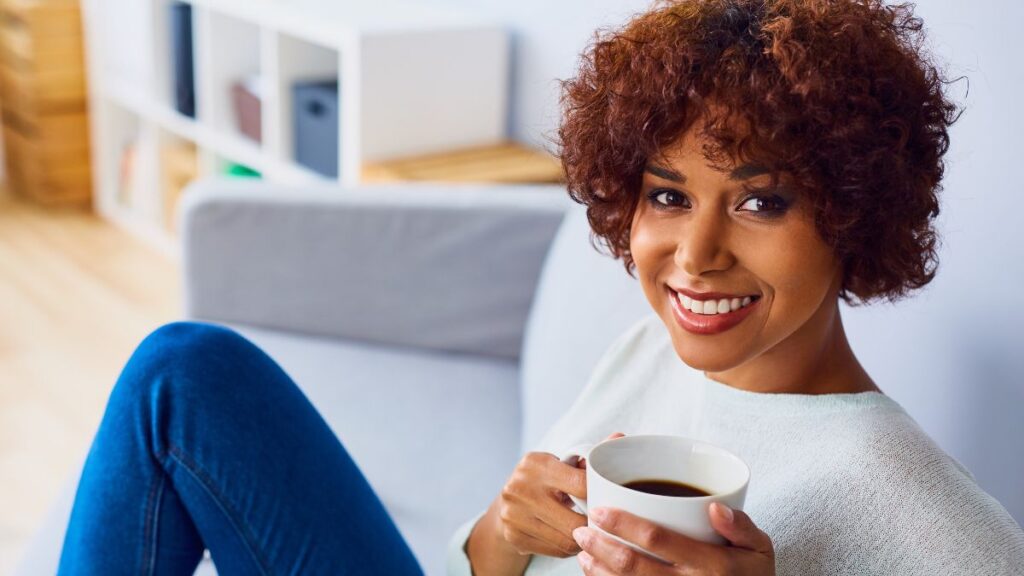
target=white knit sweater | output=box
[447,314,1024,575]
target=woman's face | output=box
[630,128,844,379]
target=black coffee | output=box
[622,479,712,497]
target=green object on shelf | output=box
[224,163,261,178]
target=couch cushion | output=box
[17,326,521,576]
[519,203,652,451]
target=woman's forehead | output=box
[645,124,789,180]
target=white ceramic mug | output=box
[561,434,750,558]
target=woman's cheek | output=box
[629,218,668,275]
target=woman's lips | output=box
[668,287,760,335]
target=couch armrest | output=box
[180,178,571,360]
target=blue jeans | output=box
[58,321,424,575]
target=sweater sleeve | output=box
[891,485,1024,575]
[815,415,1024,576]
[446,512,485,576]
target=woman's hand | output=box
[572,502,775,575]
[495,432,627,558]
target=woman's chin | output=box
[661,319,753,373]
[671,346,743,373]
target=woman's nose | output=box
[673,211,733,276]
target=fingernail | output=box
[591,507,609,524]
[578,551,594,569]
[573,526,592,547]
[714,502,734,523]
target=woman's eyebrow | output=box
[644,164,686,182]
[728,164,770,180]
[644,163,770,183]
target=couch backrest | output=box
[182,180,569,360]
[519,203,652,451]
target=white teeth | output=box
[675,291,758,316]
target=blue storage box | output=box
[293,80,339,178]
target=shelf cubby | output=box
[156,129,199,234]
[197,8,262,143]
[94,101,148,214]
[275,32,339,177]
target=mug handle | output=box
[560,443,595,515]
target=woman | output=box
[458,0,1023,574]
[59,1,1023,576]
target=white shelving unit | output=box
[81,0,510,256]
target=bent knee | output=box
[138,321,253,362]
[115,321,260,400]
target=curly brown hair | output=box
[558,0,963,306]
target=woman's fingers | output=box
[574,526,673,576]
[499,495,579,555]
[709,502,775,556]
[588,507,729,570]
[537,491,589,535]
[499,476,588,555]
[577,507,777,575]
[503,524,579,558]
[517,485,588,544]
[536,452,588,499]
[495,450,603,558]
[506,502,586,556]
[519,520,581,557]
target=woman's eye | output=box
[648,189,687,208]
[738,194,789,214]
[646,188,790,216]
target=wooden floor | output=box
[0,190,179,573]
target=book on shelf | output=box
[169,1,196,118]
[117,138,137,208]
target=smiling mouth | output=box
[667,287,762,335]
[670,289,762,316]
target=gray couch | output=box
[18,180,1023,575]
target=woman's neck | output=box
[703,297,880,396]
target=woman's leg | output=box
[58,321,423,576]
